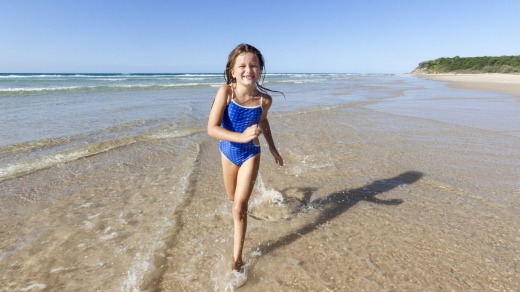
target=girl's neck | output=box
[233,84,257,99]
[232,84,261,106]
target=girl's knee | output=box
[232,202,248,219]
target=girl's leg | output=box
[231,155,260,270]
[221,155,239,201]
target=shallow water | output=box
[1,74,519,291]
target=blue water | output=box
[0,73,405,147]
[1,72,519,180]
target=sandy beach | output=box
[414,73,520,98]
[1,74,519,291]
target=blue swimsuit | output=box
[220,90,263,166]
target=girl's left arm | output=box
[260,96,284,166]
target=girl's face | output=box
[232,52,261,87]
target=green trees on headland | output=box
[414,55,520,73]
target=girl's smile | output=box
[232,52,261,86]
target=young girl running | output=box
[208,44,284,271]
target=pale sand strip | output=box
[414,73,520,99]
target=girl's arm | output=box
[259,96,284,166]
[208,85,260,143]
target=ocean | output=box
[1,73,519,291]
[0,73,418,181]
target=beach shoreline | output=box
[412,73,520,98]
[2,73,519,291]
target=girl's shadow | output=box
[257,171,423,255]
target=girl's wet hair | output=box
[225,43,285,98]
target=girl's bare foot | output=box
[232,258,243,271]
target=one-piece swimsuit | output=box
[219,87,263,166]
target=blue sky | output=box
[1,0,518,73]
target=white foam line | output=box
[0,129,202,181]
[0,83,210,93]
[0,86,82,92]
[0,148,89,180]
[20,283,47,291]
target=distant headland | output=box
[412,55,520,74]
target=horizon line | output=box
[0,72,398,75]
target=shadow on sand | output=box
[256,171,423,256]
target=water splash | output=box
[250,174,285,208]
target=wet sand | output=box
[159,106,520,290]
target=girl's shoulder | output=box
[217,84,233,104]
[261,92,272,102]
[218,84,233,94]
[260,92,273,109]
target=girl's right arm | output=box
[207,85,260,143]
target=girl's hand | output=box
[240,124,262,143]
[271,149,284,166]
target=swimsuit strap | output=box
[230,84,235,102]
[228,84,263,109]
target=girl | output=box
[207,44,284,271]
